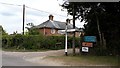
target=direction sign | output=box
[58,29,81,34]
[84,36,96,42]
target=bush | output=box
[89,47,109,56]
[2,34,80,50]
[107,40,120,56]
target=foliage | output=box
[0,25,8,35]
[27,28,40,35]
[25,23,41,35]
[62,2,120,55]
[2,34,80,50]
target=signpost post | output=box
[65,19,70,56]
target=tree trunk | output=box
[79,33,84,55]
[95,12,102,47]
[102,33,106,49]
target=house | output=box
[34,15,80,37]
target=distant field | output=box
[45,55,119,66]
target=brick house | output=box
[34,15,80,37]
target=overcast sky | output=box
[0,0,84,34]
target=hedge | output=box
[2,34,80,50]
[3,34,117,56]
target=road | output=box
[2,49,118,68]
[2,49,77,66]
[2,54,39,66]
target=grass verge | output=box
[45,55,119,66]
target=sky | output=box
[0,0,84,34]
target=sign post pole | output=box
[79,32,84,55]
[65,26,67,56]
[65,19,69,56]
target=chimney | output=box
[66,19,70,24]
[49,14,54,21]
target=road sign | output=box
[58,29,81,34]
[84,36,96,42]
[82,42,93,47]
[82,47,89,52]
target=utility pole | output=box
[23,4,25,35]
[72,3,76,55]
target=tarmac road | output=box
[2,49,70,66]
[2,49,79,66]
[2,53,39,66]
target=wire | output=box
[0,2,67,17]
[25,6,67,17]
[0,2,22,6]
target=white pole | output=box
[65,21,68,56]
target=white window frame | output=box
[51,28,56,34]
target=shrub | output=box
[2,34,80,50]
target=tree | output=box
[83,2,120,55]
[26,23,40,35]
[0,25,8,35]
[62,2,120,55]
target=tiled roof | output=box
[34,20,77,30]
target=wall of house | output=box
[39,28,59,36]
[75,32,80,37]
[39,28,80,37]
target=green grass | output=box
[77,55,118,65]
[46,55,119,66]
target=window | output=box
[51,28,55,34]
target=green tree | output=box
[0,25,8,35]
[62,2,120,55]
[26,23,40,35]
